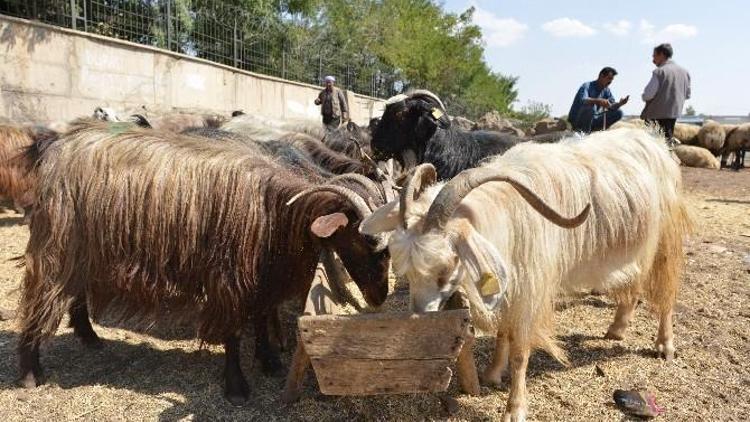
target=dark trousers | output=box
[570,106,623,133]
[647,118,677,139]
[322,115,341,131]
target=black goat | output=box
[371,90,520,180]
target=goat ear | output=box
[359,199,400,235]
[456,227,508,312]
[311,212,349,238]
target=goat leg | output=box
[502,337,530,422]
[68,294,103,349]
[18,335,45,388]
[224,334,250,406]
[255,313,283,376]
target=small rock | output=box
[708,245,728,254]
[0,307,16,321]
[613,389,663,418]
[595,365,606,377]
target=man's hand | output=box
[596,98,611,109]
[618,95,630,106]
[314,98,321,105]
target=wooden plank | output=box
[303,252,344,316]
[299,309,471,360]
[312,357,454,395]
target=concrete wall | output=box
[0,15,385,125]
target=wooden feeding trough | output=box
[283,251,480,402]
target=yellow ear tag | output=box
[479,273,501,296]
[431,108,444,120]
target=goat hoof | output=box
[480,372,506,390]
[17,371,44,389]
[501,409,527,422]
[226,391,249,407]
[225,379,250,407]
[80,335,104,350]
[604,329,625,341]
[280,387,301,404]
[261,358,284,377]
[656,343,675,362]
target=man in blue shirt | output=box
[568,67,629,133]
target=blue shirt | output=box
[568,80,616,121]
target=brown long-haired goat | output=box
[17,119,390,405]
[0,125,57,212]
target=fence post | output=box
[82,0,88,32]
[70,0,77,30]
[318,55,322,84]
[233,16,239,68]
[166,0,172,50]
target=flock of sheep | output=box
[612,117,750,170]
[0,90,739,420]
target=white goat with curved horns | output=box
[361,127,691,421]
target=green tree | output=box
[685,105,696,116]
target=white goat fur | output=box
[363,127,691,419]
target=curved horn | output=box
[350,138,388,182]
[400,149,418,175]
[327,173,386,206]
[423,168,591,233]
[385,94,409,105]
[399,164,438,229]
[287,185,372,219]
[409,89,446,111]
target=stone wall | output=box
[0,15,385,125]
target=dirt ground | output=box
[0,167,748,421]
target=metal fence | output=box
[0,0,399,98]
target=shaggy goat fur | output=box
[147,112,226,132]
[674,145,720,169]
[0,125,57,210]
[222,118,384,182]
[362,127,691,419]
[17,119,390,402]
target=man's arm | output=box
[578,83,609,108]
[314,91,323,105]
[642,72,660,102]
[686,72,691,100]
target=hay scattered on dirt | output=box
[0,167,749,421]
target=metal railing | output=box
[0,0,399,98]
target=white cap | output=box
[324,75,335,83]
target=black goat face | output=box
[371,98,450,163]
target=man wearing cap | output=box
[315,76,349,131]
